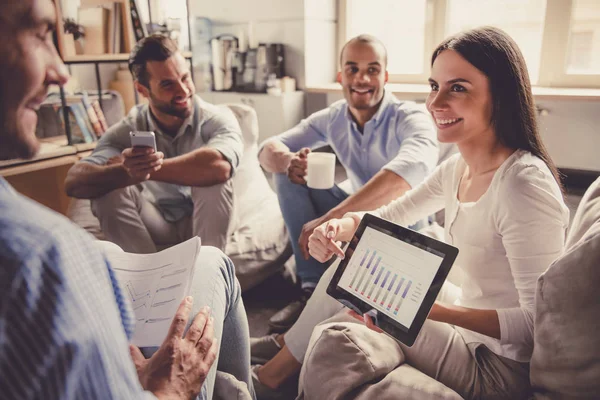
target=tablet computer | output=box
[326,213,459,346]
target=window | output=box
[568,31,594,72]
[445,0,546,83]
[344,0,427,75]
[566,0,600,74]
[340,0,600,88]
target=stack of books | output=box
[41,93,109,144]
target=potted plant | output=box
[63,18,85,56]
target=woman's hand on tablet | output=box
[308,219,345,262]
[347,310,383,333]
[309,216,360,262]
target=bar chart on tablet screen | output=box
[339,226,443,328]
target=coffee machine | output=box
[237,43,285,92]
[211,35,286,93]
[210,34,238,91]
[246,43,285,93]
[253,43,285,92]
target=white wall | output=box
[191,0,338,89]
[537,100,600,171]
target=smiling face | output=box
[426,49,494,145]
[0,0,69,160]
[136,52,195,121]
[337,41,388,112]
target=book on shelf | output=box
[78,6,111,54]
[78,103,98,141]
[42,92,109,139]
[91,100,109,133]
[76,0,133,56]
[52,104,88,145]
[103,2,125,53]
[67,103,97,143]
[106,3,116,54]
[81,92,104,137]
[36,106,65,139]
[128,0,147,42]
[112,2,123,53]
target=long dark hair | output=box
[432,26,562,190]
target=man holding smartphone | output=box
[66,34,243,254]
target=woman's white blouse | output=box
[361,150,569,362]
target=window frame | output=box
[338,0,600,88]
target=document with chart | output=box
[337,226,444,330]
[101,237,200,347]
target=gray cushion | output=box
[530,177,600,399]
[213,371,252,400]
[299,316,462,400]
[219,104,291,290]
[565,178,600,250]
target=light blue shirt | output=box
[0,178,154,399]
[82,95,243,222]
[263,91,438,193]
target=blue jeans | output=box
[274,173,349,287]
[274,173,429,288]
[142,246,255,400]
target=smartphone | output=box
[129,131,157,152]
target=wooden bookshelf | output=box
[0,155,79,177]
[55,0,194,64]
[0,137,97,215]
[62,51,193,64]
[0,137,96,172]
[63,53,131,63]
[52,0,195,144]
[54,0,134,59]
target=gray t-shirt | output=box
[82,95,243,222]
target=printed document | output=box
[99,237,200,347]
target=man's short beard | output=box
[349,101,376,110]
[347,89,384,111]
[0,114,39,160]
[149,91,192,120]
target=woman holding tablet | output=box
[252,27,568,399]
[306,26,568,398]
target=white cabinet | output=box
[200,91,305,144]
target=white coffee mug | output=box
[306,152,336,189]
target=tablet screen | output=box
[337,226,445,331]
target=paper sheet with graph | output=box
[102,237,200,347]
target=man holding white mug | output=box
[258,34,438,333]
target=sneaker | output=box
[251,364,288,400]
[268,287,314,333]
[251,333,283,365]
